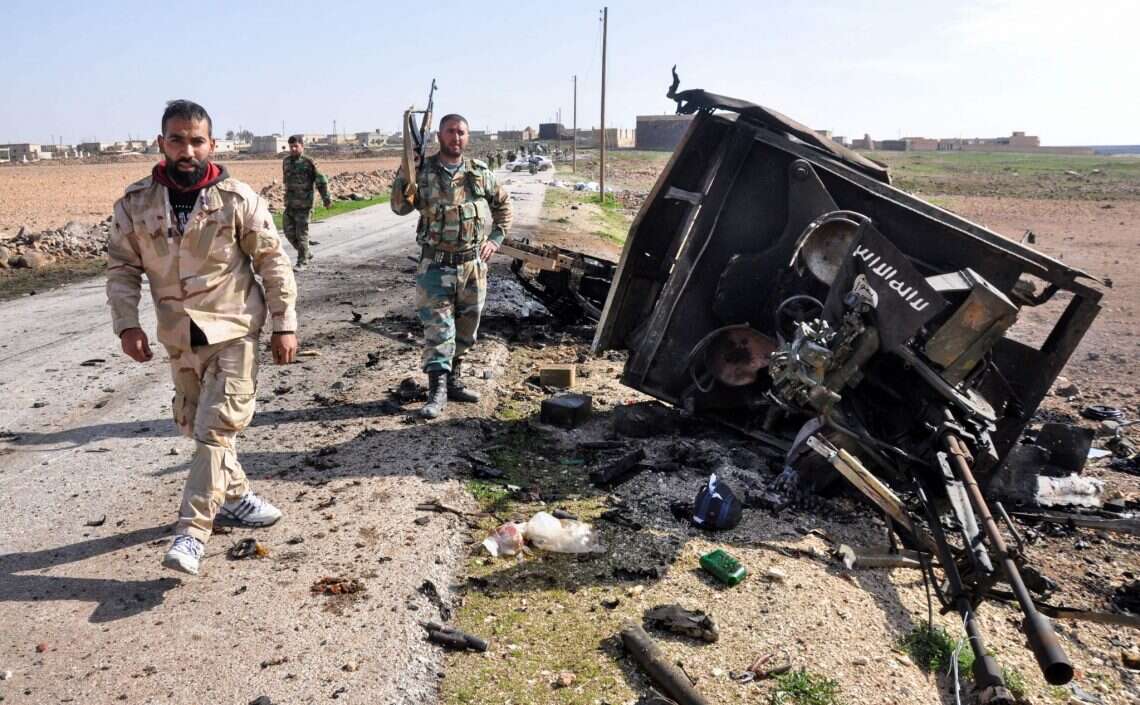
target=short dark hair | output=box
[288,134,303,145]
[439,114,468,130]
[162,99,212,136]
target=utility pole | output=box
[557,107,562,161]
[599,7,608,202]
[572,75,578,174]
[282,120,285,137]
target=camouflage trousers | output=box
[168,332,260,542]
[282,207,312,263]
[415,257,487,372]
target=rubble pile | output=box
[259,169,396,212]
[0,220,110,269]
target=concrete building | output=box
[582,128,635,149]
[498,127,537,142]
[251,135,289,154]
[538,123,575,141]
[4,143,43,161]
[355,130,387,147]
[213,139,236,154]
[42,144,75,159]
[0,146,10,162]
[636,114,693,151]
[77,142,105,155]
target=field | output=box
[0,156,400,233]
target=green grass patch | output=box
[1002,666,1027,701]
[859,150,1140,200]
[898,623,975,674]
[542,186,630,245]
[769,668,843,705]
[272,194,389,230]
[465,480,512,515]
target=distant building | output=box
[77,141,105,155]
[42,144,76,159]
[636,114,693,151]
[355,130,387,147]
[251,135,289,154]
[213,139,236,154]
[498,127,537,142]
[3,143,43,161]
[0,146,10,162]
[538,123,574,140]
[582,128,634,149]
[467,130,496,142]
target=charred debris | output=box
[491,71,1119,702]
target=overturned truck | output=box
[594,75,1104,703]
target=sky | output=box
[2,0,1137,146]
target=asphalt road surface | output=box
[0,170,547,705]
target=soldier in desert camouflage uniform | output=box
[282,135,332,268]
[390,113,512,419]
[107,100,298,576]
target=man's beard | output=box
[440,143,463,159]
[166,158,208,188]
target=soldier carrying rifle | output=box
[391,89,512,419]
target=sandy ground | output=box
[0,157,400,232]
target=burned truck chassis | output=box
[592,74,1104,702]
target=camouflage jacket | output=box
[283,154,331,210]
[390,155,512,252]
[107,173,298,353]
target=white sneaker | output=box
[162,535,205,575]
[217,491,283,527]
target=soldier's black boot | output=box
[447,360,481,403]
[420,371,449,419]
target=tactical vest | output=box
[415,159,492,252]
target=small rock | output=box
[600,597,620,609]
[1053,377,1080,397]
[1123,648,1140,670]
[764,567,788,583]
[168,447,179,456]
[0,670,12,680]
[626,585,644,597]
[852,657,868,666]
[35,643,48,653]
[342,661,359,672]
[31,401,48,409]
[553,671,575,688]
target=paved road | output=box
[0,170,547,705]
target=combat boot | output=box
[420,370,449,419]
[448,360,481,403]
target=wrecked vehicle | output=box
[593,71,1105,702]
[500,237,616,323]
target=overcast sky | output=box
[2,0,1136,146]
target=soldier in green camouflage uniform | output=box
[282,135,332,268]
[391,114,512,418]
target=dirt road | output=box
[0,171,546,704]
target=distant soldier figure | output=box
[282,135,332,269]
[390,114,513,419]
[106,99,297,576]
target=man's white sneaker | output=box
[217,491,283,527]
[162,535,205,575]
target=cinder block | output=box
[539,364,577,389]
[540,393,592,428]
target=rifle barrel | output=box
[942,433,1073,686]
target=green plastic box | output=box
[700,548,747,586]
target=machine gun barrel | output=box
[942,433,1073,686]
